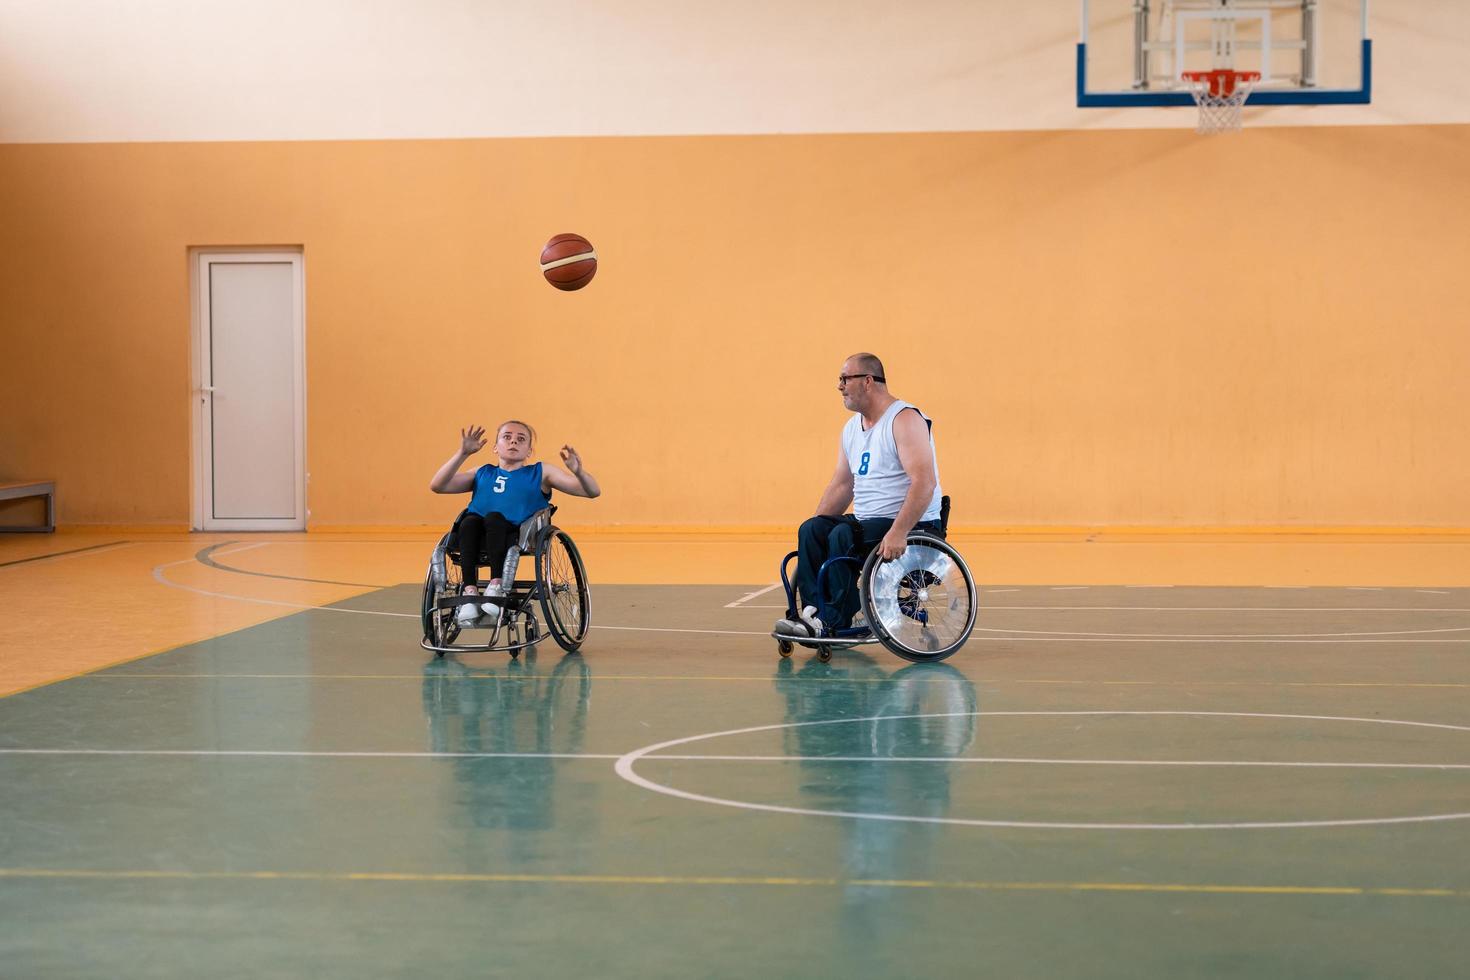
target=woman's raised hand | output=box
[461,425,488,455]
[559,445,582,473]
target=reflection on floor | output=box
[2,578,1469,976]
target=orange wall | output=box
[2,126,1468,529]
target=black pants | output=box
[795,514,942,629]
[456,511,519,589]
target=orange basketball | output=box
[539,233,597,291]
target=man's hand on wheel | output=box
[877,528,908,561]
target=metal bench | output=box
[0,481,55,532]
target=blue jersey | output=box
[467,462,552,524]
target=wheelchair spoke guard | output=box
[861,534,977,663]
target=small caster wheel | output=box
[817,648,832,663]
[434,650,445,659]
[509,649,520,660]
[777,639,794,658]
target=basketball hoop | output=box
[1181,69,1260,135]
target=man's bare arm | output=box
[875,409,937,559]
[814,443,854,517]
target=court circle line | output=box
[613,710,1470,831]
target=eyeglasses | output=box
[837,373,885,387]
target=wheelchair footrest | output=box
[769,630,870,648]
[436,593,530,611]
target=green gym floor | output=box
[4,559,1470,977]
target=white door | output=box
[192,251,305,531]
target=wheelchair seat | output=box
[445,506,557,563]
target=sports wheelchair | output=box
[421,506,590,658]
[772,496,977,664]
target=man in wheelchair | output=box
[776,353,945,640]
[429,420,601,627]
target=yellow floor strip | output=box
[0,868,1464,897]
[0,875,1464,899]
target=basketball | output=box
[539,233,597,291]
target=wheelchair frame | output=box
[420,506,591,658]
[771,497,978,664]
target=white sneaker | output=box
[456,593,482,626]
[480,582,507,620]
[774,617,815,638]
[799,605,825,636]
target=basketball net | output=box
[1181,69,1260,135]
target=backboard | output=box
[1078,0,1371,107]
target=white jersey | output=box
[841,400,942,522]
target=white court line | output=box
[724,583,783,608]
[735,605,1470,613]
[1349,587,1384,591]
[976,625,1470,639]
[151,556,416,619]
[972,606,1470,613]
[154,557,769,633]
[693,617,1470,641]
[1419,590,1451,595]
[649,755,1470,770]
[0,758,614,764]
[615,711,1470,831]
[596,625,773,637]
[1051,587,1089,591]
[984,588,1020,593]
[148,558,1470,642]
[213,543,270,558]
[988,637,1470,644]
[5,748,1470,771]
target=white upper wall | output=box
[1,0,1466,143]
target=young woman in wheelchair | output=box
[429,419,601,625]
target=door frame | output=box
[189,248,307,532]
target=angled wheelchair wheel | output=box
[420,566,439,647]
[860,534,976,663]
[422,533,463,651]
[420,563,436,638]
[537,529,590,652]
